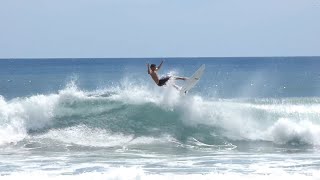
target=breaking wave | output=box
[1,80,320,149]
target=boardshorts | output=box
[158,77,171,86]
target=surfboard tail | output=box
[179,64,205,95]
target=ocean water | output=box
[1,57,320,179]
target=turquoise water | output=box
[1,57,320,179]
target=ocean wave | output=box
[1,81,320,148]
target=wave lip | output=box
[0,83,85,146]
[0,94,58,145]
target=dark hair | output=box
[150,64,156,68]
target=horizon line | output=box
[0,55,319,60]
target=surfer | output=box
[147,60,187,89]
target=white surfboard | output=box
[180,64,205,95]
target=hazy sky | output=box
[0,0,319,58]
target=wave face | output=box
[1,81,320,150]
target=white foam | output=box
[247,102,320,114]
[267,118,320,145]
[0,82,89,146]
[104,77,160,104]
[0,94,58,145]
[169,95,320,144]
[1,167,319,180]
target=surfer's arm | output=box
[157,60,164,71]
[146,63,151,74]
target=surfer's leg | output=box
[173,76,188,80]
[172,84,181,91]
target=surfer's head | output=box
[150,64,156,71]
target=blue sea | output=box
[1,57,320,179]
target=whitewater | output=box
[1,58,320,179]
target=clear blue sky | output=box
[0,0,319,58]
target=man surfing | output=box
[147,60,187,89]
